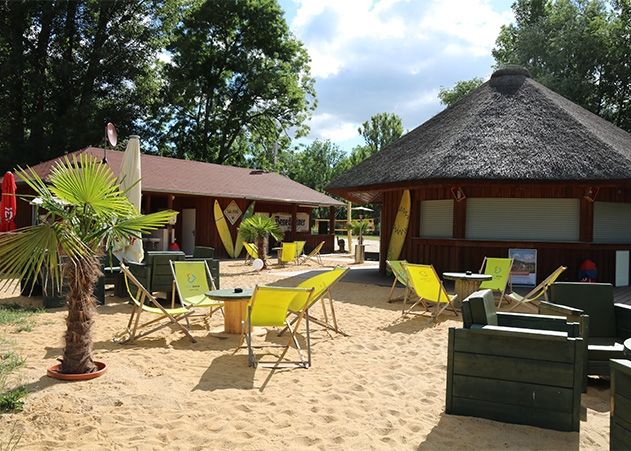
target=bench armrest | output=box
[538,301,584,317]
[497,312,579,337]
[615,303,631,340]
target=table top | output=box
[206,288,253,300]
[443,272,493,281]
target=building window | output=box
[593,202,631,243]
[420,200,454,238]
[465,198,580,242]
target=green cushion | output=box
[462,289,498,328]
[549,282,615,337]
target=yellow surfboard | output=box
[386,190,411,261]
[214,200,235,257]
[233,201,255,258]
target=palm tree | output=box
[0,154,176,374]
[238,216,283,269]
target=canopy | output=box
[115,136,144,263]
[0,172,17,232]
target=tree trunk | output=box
[256,237,267,269]
[61,256,100,374]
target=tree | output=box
[438,78,485,106]
[286,140,350,193]
[0,1,181,173]
[151,0,316,165]
[0,154,175,374]
[238,216,283,269]
[357,112,404,155]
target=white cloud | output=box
[309,113,359,142]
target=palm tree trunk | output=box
[256,238,267,269]
[61,256,100,374]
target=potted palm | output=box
[0,154,176,379]
[238,216,283,269]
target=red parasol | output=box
[0,171,17,232]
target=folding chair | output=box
[294,241,306,264]
[478,257,513,308]
[280,266,350,337]
[279,242,297,266]
[241,285,314,368]
[301,241,325,265]
[403,263,458,319]
[243,242,258,265]
[170,260,223,329]
[386,260,410,303]
[114,263,196,343]
[506,265,567,311]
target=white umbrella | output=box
[115,135,144,263]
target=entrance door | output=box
[181,208,196,255]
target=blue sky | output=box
[278,0,515,152]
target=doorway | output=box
[181,208,196,255]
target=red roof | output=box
[25,147,344,207]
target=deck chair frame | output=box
[403,264,458,320]
[170,260,223,329]
[478,257,514,308]
[301,241,325,265]
[506,265,567,311]
[386,260,411,303]
[114,264,196,344]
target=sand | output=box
[0,257,610,450]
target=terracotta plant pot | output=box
[47,361,107,381]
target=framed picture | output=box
[508,248,537,286]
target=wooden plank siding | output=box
[378,182,631,284]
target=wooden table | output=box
[442,272,492,307]
[206,288,253,334]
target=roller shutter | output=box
[466,198,579,241]
[593,202,631,243]
[420,200,453,238]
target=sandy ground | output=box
[0,256,609,450]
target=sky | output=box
[278,0,515,152]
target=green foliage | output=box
[357,113,404,155]
[238,216,284,243]
[492,0,631,130]
[0,305,39,333]
[151,0,316,165]
[438,78,485,106]
[286,140,350,192]
[0,387,27,413]
[0,351,27,413]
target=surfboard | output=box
[214,200,235,258]
[233,201,256,258]
[386,190,411,261]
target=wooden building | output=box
[327,67,631,285]
[15,147,343,258]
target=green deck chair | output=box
[403,263,458,320]
[506,265,567,311]
[294,241,306,264]
[170,260,223,329]
[279,242,297,266]
[478,257,514,308]
[242,285,314,368]
[280,266,350,337]
[114,263,196,344]
[301,241,325,265]
[386,260,410,303]
[243,242,259,265]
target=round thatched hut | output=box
[327,67,631,284]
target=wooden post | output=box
[579,197,593,242]
[291,204,297,241]
[329,207,336,252]
[167,194,174,246]
[347,201,352,255]
[143,193,151,214]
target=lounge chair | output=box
[294,241,306,264]
[279,242,297,266]
[243,242,259,265]
[242,285,314,368]
[126,250,186,299]
[505,265,567,311]
[386,259,410,303]
[170,260,223,329]
[403,263,458,319]
[114,263,196,344]
[280,266,350,337]
[478,257,513,307]
[301,241,325,265]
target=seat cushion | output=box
[462,289,497,328]
[588,337,625,361]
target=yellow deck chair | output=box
[294,241,306,264]
[243,242,259,265]
[242,285,314,368]
[279,242,297,266]
[114,264,196,343]
[478,257,514,308]
[170,260,223,329]
[403,263,458,319]
[506,265,567,311]
[280,266,350,337]
[386,260,411,303]
[302,241,325,265]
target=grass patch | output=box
[0,352,27,414]
[0,305,41,333]
[0,387,27,412]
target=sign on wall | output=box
[273,213,292,232]
[509,248,537,286]
[223,200,243,225]
[296,213,309,232]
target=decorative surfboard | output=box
[386,190,411,261]
[214,200,235,258]
[233,201,256,258]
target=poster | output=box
[223,200,242,225]
[295,213,309,232]
[509,248,537,286]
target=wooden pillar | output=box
[143,193,151,214]
[347,201,353,255]
[329,207,335,236]
[167,194,174,246]
[290,203,297,241]
[580,197,594,242]
[453,198,466,239]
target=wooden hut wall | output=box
[378,183,631,284]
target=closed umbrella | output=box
[116,136,144,263]
[0,172,17,232]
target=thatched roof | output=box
[327,67,631,201]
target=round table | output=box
[442,272,492,307]
[206,288,253,334]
